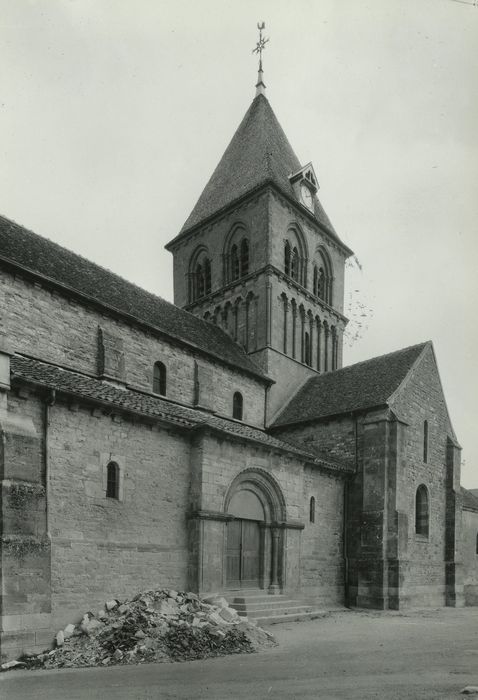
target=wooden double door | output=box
[226,519,261,588]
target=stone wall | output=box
[47,396,191,629]
[188,432,345,604]
[0,268,266,427]
[301,467,345,606]
[1,384,193,661]
[391,344,461,607]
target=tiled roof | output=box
[462,488,478,513]
[272,343,428,427]
[10,355,350,474]
[169,94,345,245]
[0,215,268,382]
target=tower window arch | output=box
[232,391,243,420]
[313,248,333,305]
[106,462,120,500]
[415,484,429,537]
[240,238,249,276]
[153,361,167,396]
[284,228,307,286]
[309,496,316,523]
[291,246,299,281]
[284,241,291,276]
[230,244,240,281]
[189,247,212,302]
[304,331,311,366]
[423,420,429,463]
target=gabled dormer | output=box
[289,162,319,214]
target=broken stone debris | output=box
[3,588,275,671]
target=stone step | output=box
[231,600,306,612]
[254,610,329,626]
[237,605,314,619]
[230,594,291,604]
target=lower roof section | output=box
[9,355,352,476]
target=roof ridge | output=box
[335,342,430,376]
[0,213,269,382]
[271,341,430,428]
[0,213,181,313]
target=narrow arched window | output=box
[232,391,243,420]
[204,258,211,295]
[309,496,315,523]
[304,331,311,366]
[313,266,318,296]
[106,462,119,499]
[231,244,239,281]
[423,420,428,463]
[291,246,299,281]
[196,263,205,298]
[284,241,291,276]
[415,485,429,537]
[153,361,167,396]
[318,268,325,300]
[240,239,249,276]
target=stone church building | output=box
[0,72,476,661]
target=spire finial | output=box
[252,21,269,96]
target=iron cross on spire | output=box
[253,21,269,71]
[253,22,269,96]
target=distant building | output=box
[0,64,475,662]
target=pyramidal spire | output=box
[253,22,269,96]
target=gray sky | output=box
[2,0,477,486]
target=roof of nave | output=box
[167,94,346,248]
[10,355,352,475]
[0,214,268,383]
[271,342,429,428]
[462,488,478,513]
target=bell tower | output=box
[165,26,353,421]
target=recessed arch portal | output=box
[224,469,287,591]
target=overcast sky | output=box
[2,0,477,486]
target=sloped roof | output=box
[10,355,350,474]
[168,94,341,244]
[462,488,478,513]
[0,214,268,382]
[272,343,428,427]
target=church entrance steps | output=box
[225,591,328,625]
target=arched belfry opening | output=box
[224,469,286,593]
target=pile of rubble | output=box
[7,589,275,670]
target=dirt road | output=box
[2,608,477,699]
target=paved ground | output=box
[2,608,478,699]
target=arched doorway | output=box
[226,489,264,587]
[224,469,286,592]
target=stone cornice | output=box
[166,181,353,258]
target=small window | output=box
[415,484,429,537]
[232,392,243,420]
[284,241,291,276]
[231,244,239,281]
[204,258,212,295]
[153,361,167,396]
[291,246,299,281]
[304,331,311,366]
[106,461,120,499]
[309,496,315,523]
[423,420,428,463]
[240,238,249,276]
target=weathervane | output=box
[253,21,269,71]
[253,22,269,96]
